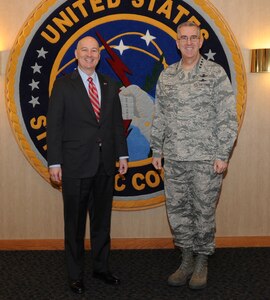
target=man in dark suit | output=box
[46,36,128,294]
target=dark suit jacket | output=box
[46,70,128,178]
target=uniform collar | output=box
[177,55,205,75]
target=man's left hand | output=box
[119,159,128,175]
[214,159,228,174]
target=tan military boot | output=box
[167,249,194,286]
[189,254,208,290]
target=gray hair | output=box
[177,21,201,36]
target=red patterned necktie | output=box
[87,77,100,121]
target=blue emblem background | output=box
[19,1,230,163]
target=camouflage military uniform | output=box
[150,56,238,255]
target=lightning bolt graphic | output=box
[96,31,133,137]
[96,31,132,87]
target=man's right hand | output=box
[49,166,62,184]
[152,157,162,170]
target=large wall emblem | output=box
[5,0,246,210]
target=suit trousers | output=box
[62,154,114,281]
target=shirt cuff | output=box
[49,164,61,168]
[119,156,129,160]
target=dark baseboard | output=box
[0,237,270,250]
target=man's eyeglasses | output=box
[178,35,200,43]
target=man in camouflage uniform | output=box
[150,21,238,289]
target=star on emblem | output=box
[29,79,40,90]
[204,49,216,61]
[114,39,129,55]
[37,47,48,59]
[141,30,156,46]
[31,63,42,74]
[29,96,40,108]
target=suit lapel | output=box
[97,73,109,124]
[71,70,98,119]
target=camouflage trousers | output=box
[164,160,223,255]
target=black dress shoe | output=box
[93,271,120,285]
[69,280,85,294]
